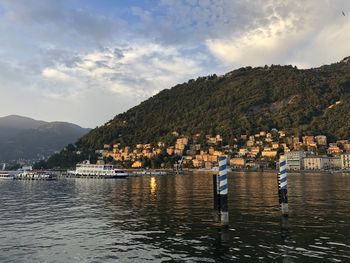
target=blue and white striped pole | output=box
[218,156,229,225]
[278,157,288,215]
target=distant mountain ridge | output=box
[0,115,90,161]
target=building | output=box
[192,159,204,168]
[343,143,350,153]
[247,140,255,147]
[315,135,327,146]
[303,136,315,146]
[132,161,142,168]
[328,157,341,170]
[341,154,350,169]
[285,151,306,170]
[327,144,341,155]
[261,147,277,158]
[303,156,329,170]
[230,158,245,168]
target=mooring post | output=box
[218,156,229,226]
[213,174,219,211]
[278,157,288,216]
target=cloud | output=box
[134,0,350,67]
[1,0,350,127]
[41,44,210,100]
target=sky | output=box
[0,0,350,128]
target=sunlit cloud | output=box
[0,0,349,126]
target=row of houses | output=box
[283,151,350,170]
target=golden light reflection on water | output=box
[150,176,157,195]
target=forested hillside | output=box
[77,58,350,150]
[0,115,90,161]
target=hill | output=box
[42,57,350,168]
[78,58,350,148]
[0,115,90,162]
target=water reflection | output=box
[149,177,157,196]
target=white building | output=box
[303,156,341,170]
[303,156,329,170]
[341,154,350,170]
[285,151,306,170]
[328,157,341,170]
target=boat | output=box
[68,161,128,178]
[0,172,14,180]
[134,170,170,176]
[14,171,57,180]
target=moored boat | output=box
[14,171,57,180]
[68,161,128,178]
[0,172,14,180]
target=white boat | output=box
[134,170,169,176]
[0,172,14,180]
[69,161,128,178]
[14,171,56,180]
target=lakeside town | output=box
[94,129,350,171]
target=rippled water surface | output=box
[0,172,349,262]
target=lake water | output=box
[0,172,349,262]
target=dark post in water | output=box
[278,157,288,216]
[213,156,229,226]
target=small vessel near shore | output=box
[14,171,57,181]
[0,172,14,180]
[68,161,128,178]
[134,170,169,176]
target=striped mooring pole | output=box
[278,157,288,216]
[213,156,229,226]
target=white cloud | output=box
[42,68,72,81]
[41,43,209,99]
[1,0,350,127]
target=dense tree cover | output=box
[41,59,350,168]
[77,60,350,148]
[33,144,97,169]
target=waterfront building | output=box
[341,154,350,169]
[192,159,203,168]
[285,151,306,170]
[328,157,341,170]
[229,158,245,168]
[304,156,329,170]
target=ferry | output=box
[14,171,56,180]
[0,172,14,180]
[134,170,169,176]
[68,161,128,178]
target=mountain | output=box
[0,115,90,162]
[42,57,350,168]
[77,58,350,149]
